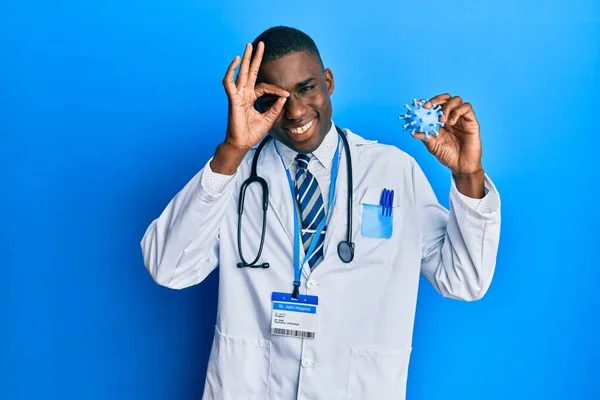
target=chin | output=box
[291,133,324,154]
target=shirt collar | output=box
[275,120,338,171]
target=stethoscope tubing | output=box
[237,126,354,268]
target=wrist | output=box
[210,142,250,175]
[452,169,485,199]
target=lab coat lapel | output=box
[257,139,295,247]
[320,133,352,267]
[321,130,377,267]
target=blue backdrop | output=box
[2,0,599,399]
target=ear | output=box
[324,68,334,95]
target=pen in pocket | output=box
[379,189,394,217]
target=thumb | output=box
[411,132,436,153]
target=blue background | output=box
[2,0,599,399]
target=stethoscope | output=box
[237,125,355,269]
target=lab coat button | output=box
[301,358,313,368]
[306,279,317,289]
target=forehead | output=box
[258,51,322,88]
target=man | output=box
[141,26,501,400]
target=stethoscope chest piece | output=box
[337,240,354,263]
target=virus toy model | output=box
[399,98,444,139]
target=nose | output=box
[284,95,307,121]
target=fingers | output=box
[248,41,264,88]
[446,102,475,125]
[254,83,290,99]
[422,94,476,126]
[423,94,461,123]
[439,96,463,123]
[236,43,253,90]
[263,96,287,124]
[423,93,452,110]
[223,55,241,96]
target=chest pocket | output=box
[353,187,403,265]
[359,187,400,239]
[359,187,402,238]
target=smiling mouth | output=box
[284,117,318,143]
[287,118,315,135]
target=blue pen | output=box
[380,189,387,216]
[380,189,394,217]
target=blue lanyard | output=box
[275,135,341,298]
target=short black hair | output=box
[252,26,323,67]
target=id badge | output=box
[271,292,318,339]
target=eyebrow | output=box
[296,77,315,88]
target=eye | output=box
[258,96,277,109]
[299,85,315,94]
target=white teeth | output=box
[289,119,314,135]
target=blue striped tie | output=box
[295,154,326,269]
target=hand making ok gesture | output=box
[222,41,289,150]
[211,42,289,174]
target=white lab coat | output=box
[141,129,501,400]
